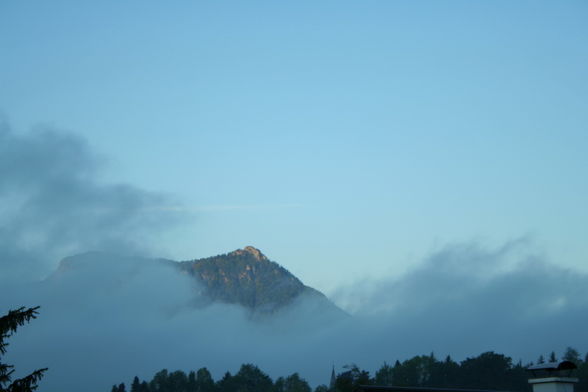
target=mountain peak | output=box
[229,246,267,261]
[178,247,310,313]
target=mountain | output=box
[52,246,346,318]
[177,246,342,315]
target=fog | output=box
[2,125,588,392]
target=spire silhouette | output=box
[329,364,336,391]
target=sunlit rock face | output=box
[178,246,345,316]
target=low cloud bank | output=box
[5,241,587,392]
[332,239,588,362]
[2,124,587,392]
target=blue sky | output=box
[1,1,587,291]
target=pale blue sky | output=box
[1,1,587,291]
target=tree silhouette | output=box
[233,364,273,392]
[334,364,372,392]
[131,377,141,392]
[274,373,311,392]
[374,362,393,386]
[0,307,48,392]
[194,368,215,392]
[563,347,581,365]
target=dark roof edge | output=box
[358,385,510,392]
[526,361,577,372]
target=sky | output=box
[2,1,588,291]
[1,2,588,391]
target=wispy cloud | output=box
[155,203,304,213]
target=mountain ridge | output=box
[53,246,345,317]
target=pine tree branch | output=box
[4,368,48,392]
[0,307,40,356]
[0,364,14,386]
[0,307,45,392]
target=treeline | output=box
[110,365,311,392]
[111,347,588,392]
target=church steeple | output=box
[329,365,336,391]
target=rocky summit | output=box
[177,246,340,315]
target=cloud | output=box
[332,239,588,362]
[0,121,184,281]
[158,203,304,213]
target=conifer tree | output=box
[563,347,581,365]
[195,368,215,392]
[131,376,141,392]
[374,362,393,386]
[216,371,235,392]
[187,371,196,392]
[275,373,310,392]
[0,307,47,392]
[549,352,557,363]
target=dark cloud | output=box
[0,122,182,281]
